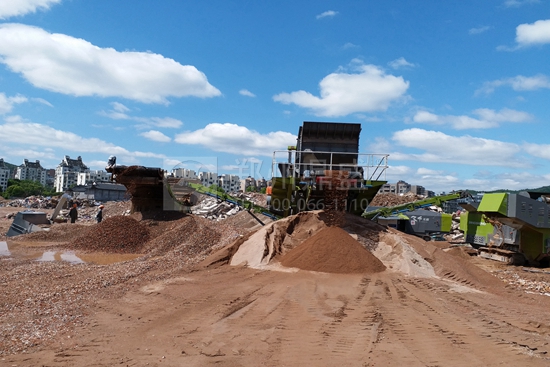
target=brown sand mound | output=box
[71,216,150,253]
[280,226,386,274]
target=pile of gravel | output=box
[71,216,150,253]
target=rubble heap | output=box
[280,226,386,274]
[370,192,423,207]
[191,196,242,220]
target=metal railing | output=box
[271,150,389,181]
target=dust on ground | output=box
[1,203,550,366]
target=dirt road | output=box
[4,265,549,367]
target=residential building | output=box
[77,170,111,186]
[55,155,89,192]
[199,172,217,187]
[172,168,197,179]
[409,185,426,196]
[380,180,411,195]
[45,169,56,189]
[219,174,240,192]
[0,158,10,192]
[15,159,47,186]
[241,176,257,191]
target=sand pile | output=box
[71,216,150,253]
[280,226,386,274]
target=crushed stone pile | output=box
[370,192,423,207]
[142,215,240,258]
[280,226,386,274]
[22,223,91,243]
[71,216,150,253]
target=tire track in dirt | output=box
[266,279,333,367]
[320,274,381,362]
[407,277,550,359]
[378,278,550,366]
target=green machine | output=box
[460,192,550,266]
[269,121,388,218]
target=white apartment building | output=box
[0,158,10,192]
[77,170,111,186]
[172,168,197,179]
[55,155,89,192]
[199,172,217,187]
[15,159,47,186]
[219,174,240,193]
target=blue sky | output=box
[0,0,549,193]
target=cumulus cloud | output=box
[273,63,409,117]
[515,19,550,46]
[476,74,550,94]
[0,115,164,160]
[140,130,171,143]
[174,123,296,156]
[0,0,61,19]
[239,89,256,97]
[316,10,338,19]
[412,108,533,129]
[391,128,524,167]
[0,93,27,114]
[388,57,416,69]
[0,24,221,104]
[523,142,550,160]
[469,26,491,35]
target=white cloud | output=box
[0,24,221,104]
[416,167,443,176]
[111,102,130,113]
[0,0,61,19]
[0,115,165,160]
[503,0,540,7]
[473,108,532,122]
[174,123,296,156]
[316,10,338,19]
[476,74,550,94]
[31,97,53,107]
[140,130,171,143]
[342,42,359,50]
[239,89,256,97]
[0,93,27,114]
[366,137,392,153]
[412,108,532,129]
[391,128,524,167]
[273,63,409,117]
[523,142,550,160]
[516,19,550,46]
[469,26,491,35]
[388,57,416,69]
[99,103,183,129]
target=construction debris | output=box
[370,192,424,207]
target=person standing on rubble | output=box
[69,203,78,223]
[266,185,272,209]
[95,205,104,223]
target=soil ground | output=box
[1,203,550,367]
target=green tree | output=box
[2,179,58,199]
